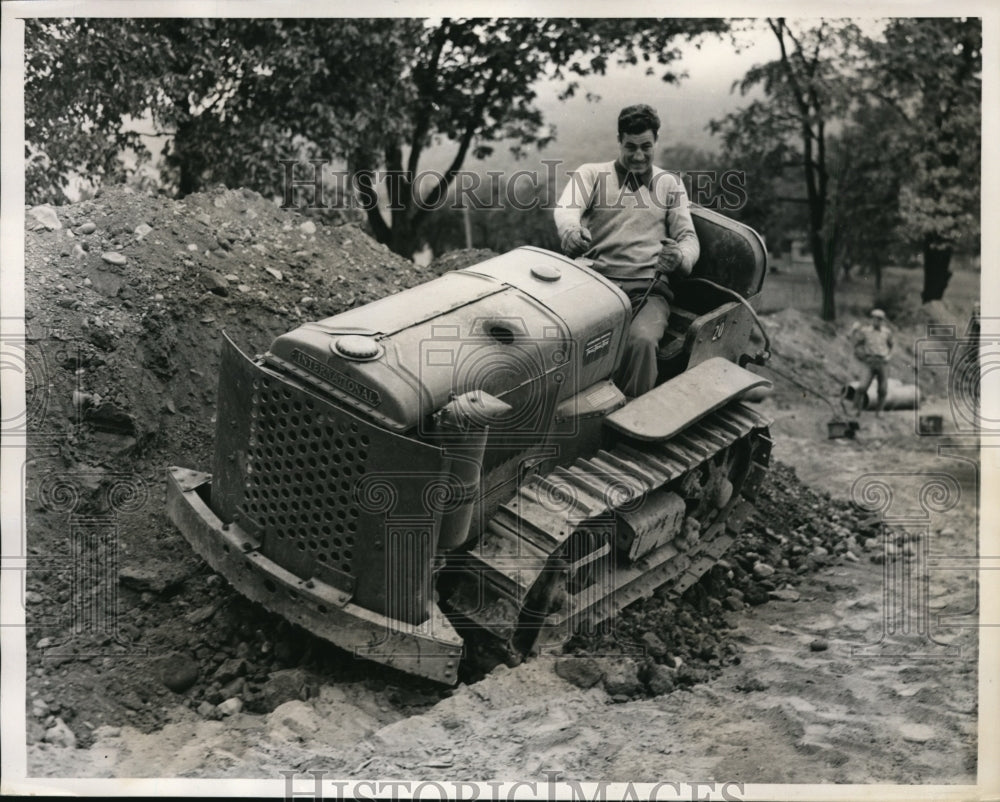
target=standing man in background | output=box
[850,308,894,416]
[553,104,700,397]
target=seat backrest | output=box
[688,206,767,298]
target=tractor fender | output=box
[604,357,772,442]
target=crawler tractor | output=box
[166,206,773,684]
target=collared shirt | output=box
[851,323,894,361]
[614,160,654,193]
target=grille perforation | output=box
[242,378,361,575]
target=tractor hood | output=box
[265,247,632,432]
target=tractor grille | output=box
[242,375,369,579]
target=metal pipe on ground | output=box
[840,378,917,411]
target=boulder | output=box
[600,658,643,697]
[257,668,316,711]
[553,657,605,690]
[645,664,676,696]
[158,652,200,693]
[212,657,247,683]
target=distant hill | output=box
[420,36,773,190]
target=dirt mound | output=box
[23,186,450,747]
[25,186,432,459]
[757,301,963,419]
[429,247,499,273]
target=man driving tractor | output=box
[553,103,700,397]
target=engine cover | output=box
[266,248,632,434]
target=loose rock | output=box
[196,701,219,719]
[753,562,775,579]
[212,657,247,683]
[809,638,829,652]
[601,658,643,697]
[200,270,230,296]
[640,631,668,659]
[554,657,604,690]
[29,205,62,230]
[101,252,127,266]
[43,718,77,748]
[76,221,97,235]
[645,664,676,696]
[217,697,243,717]
[257,668,316,711]
[134,223,153,240]
[119,560,191,594]
[220,677,247,699]
[299,220,317,235]
[158,652,200,693]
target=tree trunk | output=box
[921,237,953,303]
[171,120,204,197]
[810,232,837,321]
[389,215,418,259]
[178,161,198,197]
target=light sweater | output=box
[553,161,700,281]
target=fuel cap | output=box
[332,335,381,361]
[530,263,561,281]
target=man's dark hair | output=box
[617,104,660,139]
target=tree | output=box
[708,112,808,260]
[25,18,728,257]
[863,18,981,303]
[26,19,156,203]
[25,19,414,202]
[422,173,562,256]
[711,19,863,320]
[825,103,909,290]
[347,18,729,256]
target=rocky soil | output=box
[10,187,984,789]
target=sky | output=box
[420,25,783,181]
[125,19,888,200]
